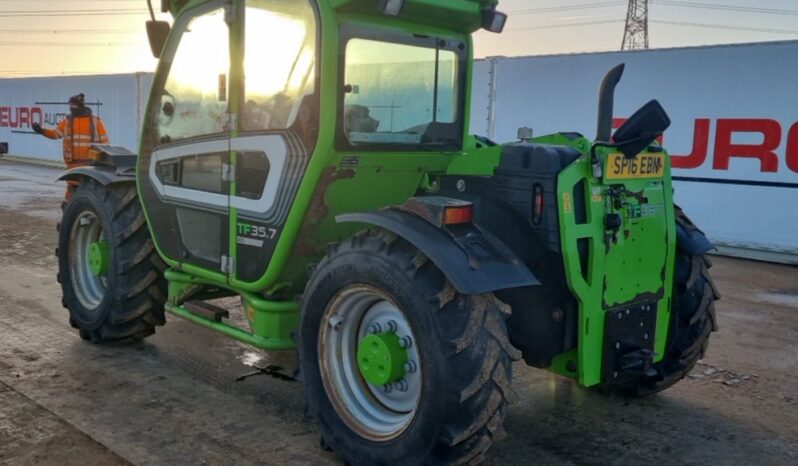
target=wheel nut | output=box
[328,315,343,331]
[399,336,413,349]
[382,384,392,394]
[395,380,409,392]
[403,361,417,374]
[386,320,398,333]
[369,323,382,334]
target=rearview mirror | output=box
[614,100,671,158]
[146,20,171,58]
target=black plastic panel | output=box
[602,302,658,384]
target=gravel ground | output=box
[0,160,796,465]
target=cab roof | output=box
[328,0,499,33]
[165,0,500,34]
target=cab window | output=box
[340,35,464,150]
[157,7,230,143]
[242,0,317,133]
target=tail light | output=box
[444,205,474,225]
[532,183,544,225]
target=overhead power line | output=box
[0,0,141,1]
[0,8,147,17]
[654,1,798,16]
[0,71,112,75]
[0,41,140,47]
[510,19,624,32]
[0,29,138,34]
[508,1,626,15]
[652,20,798,35]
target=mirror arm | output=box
[590,141,616,178]
[147,0,156,21]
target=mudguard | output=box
[57,165,135,186]
[675,207,714,255]
[57,145,137,186]
[336,209,540,295]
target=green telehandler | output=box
[56,0,719,463]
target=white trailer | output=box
[0,73,152,163]
[473,40,798,264]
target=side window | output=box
[155,152,228,194]
[236,151,270,199]
[157,8,230,143]
[181,153,226,193]
[241,0,317,132]
[342,38,461,148]
[157,160,180,186]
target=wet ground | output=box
[0,160,796,465]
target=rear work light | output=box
[378,0,405,16]
[444,205,474,225]
[482,7,508,33]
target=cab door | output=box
[139,2,235,275]
[228,0,319,284]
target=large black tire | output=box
[299,230,520,465]
[57,179,167,342]
[603,248,720,396]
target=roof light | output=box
[482,7,507,34]
[378,0,405,17]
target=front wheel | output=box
[58,179,167,342]
[299,230,519,465]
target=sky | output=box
[0,0,797,78]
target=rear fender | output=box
[336,209,540,295]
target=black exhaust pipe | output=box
[596,63,625,142]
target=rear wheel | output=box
[602,249,719,396]
[58,179,167,342]
[299,230,519,465]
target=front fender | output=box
[57,165,135,186]
[336,209,540,295]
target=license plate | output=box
[605,153,665,180]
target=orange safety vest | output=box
[42,114,109,164]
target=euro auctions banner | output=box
[0,73,152,162]
[473,40,798,261]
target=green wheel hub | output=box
[357,332,408,386]
[87,240,109,276]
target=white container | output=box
[0,73,153,162]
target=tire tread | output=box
[58,179,166,343]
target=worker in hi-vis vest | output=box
[32,93,109,201]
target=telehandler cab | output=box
[56,0,719,463]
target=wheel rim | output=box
[319,285,422,441]
[69,210,107,310]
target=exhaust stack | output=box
[596,64,625,142]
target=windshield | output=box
[341,36,464,150]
